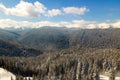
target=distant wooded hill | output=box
[0,27,120,51]
[0,40,42,57]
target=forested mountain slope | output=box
[0,29,19,41]
[18,27,69,50]
[1,27,120,50]
[0,40,42,57]
[0,48,120,80]
[70,28,120,49]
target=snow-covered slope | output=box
[100,75,120,80]
[0,68,33,80]
[0,68,16,80]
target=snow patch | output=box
[0,68,16,80]
[100,75,120,80]
[100,75,109,80]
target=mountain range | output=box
[0,27,120,51]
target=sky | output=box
[0,0,120,29]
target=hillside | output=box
[0,48,120,80]
[19,27,69,50]
[0,40,42,57]
[1,27,120,50]
[0,29,18,41]
[70,28,120,48]
[18,28,120,50]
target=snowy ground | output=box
[100,75,109,80]
[100,75,120,80]
[0,67,33,80]
[23,77,33,80]
[1,67,120,80]
[0,68,16,80]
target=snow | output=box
[1,67,120,80]
[116,77,120,80]
[100,75,120,80]
[23,77,33,80]
[0,68,16,80]
[100,75,109,80]
[0,67,33,80]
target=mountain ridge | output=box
[0,27,120,51]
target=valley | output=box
[0,27,120,80]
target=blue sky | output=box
[0,0,120,29]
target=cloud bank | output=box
[0,19,120,29]
[0,0,89,17]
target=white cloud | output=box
[63,7,89,15]
[0,0,46,17]
[0,19,18,28]
[87,24,97,29]
[0,19,120,29]
[0,4,6,12]
[0,1,89,18]
[112,21,120,28]
[0,19,61,28]
[66,20,95,28]
[46,9,62,17]
[98,23,110,29]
